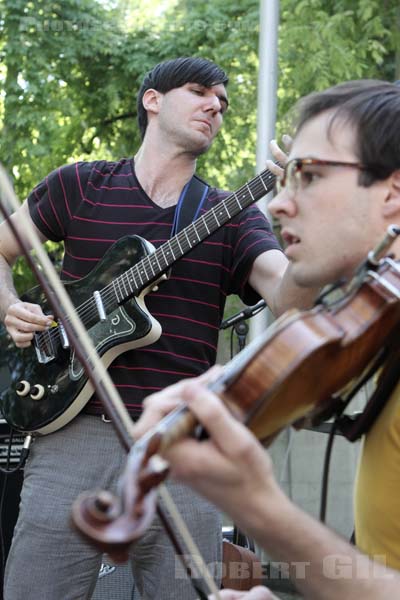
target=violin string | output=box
[158,484,222,600]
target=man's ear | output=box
[382,170,400,218]
[142,88,162,115]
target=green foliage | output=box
[277,0,399,134]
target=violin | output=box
[71,226,400,561]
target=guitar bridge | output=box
[33,331,55,364]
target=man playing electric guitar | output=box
[0,57,314,600]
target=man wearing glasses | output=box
[135,79,400,599]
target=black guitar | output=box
[0,168,276,434]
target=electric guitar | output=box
[0,168,276,434]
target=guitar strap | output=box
[171,175,209,235]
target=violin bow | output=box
[0,164,222,600]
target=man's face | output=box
[156,82,228,155]
[269,110,389,288]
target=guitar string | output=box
[35,170,276,352]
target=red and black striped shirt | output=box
[28,158,281,417]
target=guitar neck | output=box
[114,167,276,303]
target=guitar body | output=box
[0,235,162,434]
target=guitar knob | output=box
[30,384,45,401]
[16,380,31,397]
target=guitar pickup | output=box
[33,330,55,364]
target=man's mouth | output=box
[281,230,301,247]
[195,119,212,132]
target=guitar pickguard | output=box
[69,306,136,380]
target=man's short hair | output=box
[295,80,400,185]
[137,57,229,139]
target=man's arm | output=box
[0,200,53,346]
[134,381,400,600]
[248,138,319,316]
[248,250,318,316]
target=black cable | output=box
[0,432,32,475]
[319,418,340,523]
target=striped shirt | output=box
[28,158,281,417]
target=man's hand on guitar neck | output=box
[4,301,54,348]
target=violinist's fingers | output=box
[178,381,262,461]
[134,366,223,439]
[208,585,277,599]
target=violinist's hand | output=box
[208,586,279,599]
[4,301,54,348]
[137,378,286,536]
[164,381,281,527]
[266,134,292,180]
[133,366,222,440]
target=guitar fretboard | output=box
[40,166,278,338]
[111,167,277,304]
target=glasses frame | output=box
[277,158,370,194]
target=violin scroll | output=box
[71,432,170,562]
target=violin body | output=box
[216,260,400,444]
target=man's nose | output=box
[205,94,222,113]
[268,189,297,218]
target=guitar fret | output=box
[113,280,121,303]
[219,202,231,220]
[167,242,177,260]
[122,275,129,297]
[203,217,210,235]
[233,192,242,210]
[183,228,192,249]
[130,271,141,292]
[135,265,144,286]
[146,257,156,277]
[165,244,174,259]
[260,174,269,191]
[160,244,168,265]
[117,277,124,302]
[175,236,184,255]
[187,223,201,248]
[246,183,255,200]
[152,252,163,271]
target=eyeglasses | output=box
[276,158,370,194]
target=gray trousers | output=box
[4,415,222,599]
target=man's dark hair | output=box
[295,80,400,186]
[137,57,229,139]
